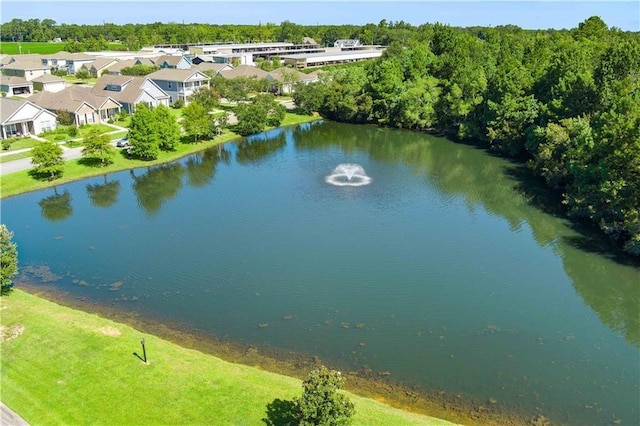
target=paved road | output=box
[0,402,29,426]
[0,144,108,176]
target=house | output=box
[192,62,233,75]
[1,59,52,81]
[66,53,96,74]
[31,74,66,93]
[105,59,138,75]
[105,58,159,75]
[147,69,210,105]
[92,74,170,114]
[266,67,318,94]
[88,57,119,77]
[40,51,73,69]
[218,65,270,80]
[0,54,42,67]
[29,86,121,126]
[0,75,34,96]
[156,55,191,70]
[0,98,57,139]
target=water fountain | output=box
[325,163,372,187]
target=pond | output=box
[3,121,638,424]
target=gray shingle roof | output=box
[92,75,168,104]
[29,85,119,112]
[0,98,29,122]
[147,68,210,82]
[0,75,31,86]
[219,65,270,79]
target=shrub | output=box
[294,366,355,426]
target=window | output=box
[168,81,172,89]
[4,123,18,137]
[41,120,54,132]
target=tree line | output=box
[3,17,442,51]
[291,17,640,255]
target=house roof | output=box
[219,65,270,79]
[29,85,120,112]
[2,59,50,71]
[106,59,138,73]
[0,98,54,124]
[147,68,210,82]
[0,98,29,122]
[0,54,42,66]
[267,67,315,83]
[31,73,65,83]
[92,75,169,104]
[136,57,158,66]
[192,62,232,74]
[47,52,96,61]
[0,75,32,86]
[90,57,118,71]
[156,55,186,66]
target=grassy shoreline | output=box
[0,289,457,425]
[0,113,319,200]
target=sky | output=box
[1,1,638,31]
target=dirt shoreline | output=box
[18,282,546,426]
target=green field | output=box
[0,42,126,55]
[0,290,455,425]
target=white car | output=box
[116,138,129,148]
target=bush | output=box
[2,139,12,151]
[68,127,78,137]
[294,366,355,426]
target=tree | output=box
[181,101,211,142]
[121,64,159,76]
[31,141,64,179]
[294,366,355,426]
[154,104,181,150]
[235,103,266,136]
[81,128,115,166]
[0,224,18,295]
[75,69,91,81]
[128,103,160,159]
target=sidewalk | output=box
[0,402,29,426]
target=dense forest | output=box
[1,17,639,255]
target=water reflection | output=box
[38,189,73,222]
[236,128,287,164]
[185,146,230,188]
[131,163,185,216]
[294,122,640,347]
[86,176,120,208]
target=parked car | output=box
[116,138,129,148]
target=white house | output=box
[0,98,57,139]
[92,74,170,114]
[147,69,210,105]
[1,59,52,81]
[29,86,121,126]
[0,75,34,96]
[31,74,66,93]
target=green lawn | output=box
[0,42,66,55]
[0,42,127,55]
[0,151,32,163]
[1,136,39,152]
[0,113,321,199]
[40,124,118,142]
[0,290,455,425]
